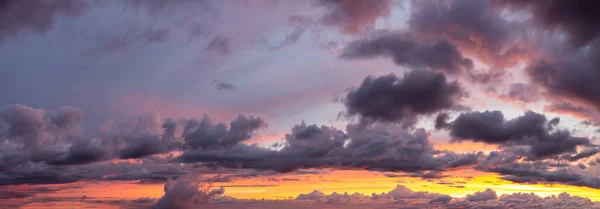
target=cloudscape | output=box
[1,0,600,208]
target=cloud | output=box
[0,104,102,168]
[496,0,600,47]
[296,184,441,204]
[174,121,476,174]
[182,114,267,150]
[440,110,594,160]
[210,79,237,91]
[343,70,465,127]
[86,26,171,56]
[341,32,474,74]
[479,158,600,189]
[0,0,87,44]
[545,102,600,126]
[429,195,452,204]
[153,176,225,209]
[485,83,541,105]
[560,148,600,162]
[465,188,497,202]
[409,0,528,69]
[318,0,394,35]
[0,104,274,185]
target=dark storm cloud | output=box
[409,0,527,68]
[343,70,465,126]
[174,122,477,174]
[496,0,600,48]
[0,0,87,44]
[441,110,593,160]
[341,33,473,74]
[527,44,600,111]
[318,0,393,35]
[434,113,450,130]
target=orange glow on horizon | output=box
[7,169,599,206]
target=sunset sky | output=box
[1,0,600,208]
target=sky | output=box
[1,0,600,208]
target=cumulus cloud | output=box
[343,70,465,127]
[439,110,594,160]
[0,104,274,185]
[153,176,225,209]
[296,184,441,204]
[174,121,476,175]
[0,104,100,169]
[182,114,267,150]
[465,188,497,202]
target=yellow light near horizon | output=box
[8,169,600,204]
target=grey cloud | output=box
[0,104,274,185]
[87,26,171,56]
[216,82,236,91]
[341,32,473,74]
[442,110,593,160]
[429,195,452,204]
[174,122,476,175]
[0,104,106,168]
[118,134,173,159]
[409,0,527,68]
[343,70,465,126]
[182,114,267,150]
[526,38,600,112]
[46,140,109,165]
[496,0,600,47]
[480,159,600,189]
[0,0,86,44]
[560,148,600,162]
